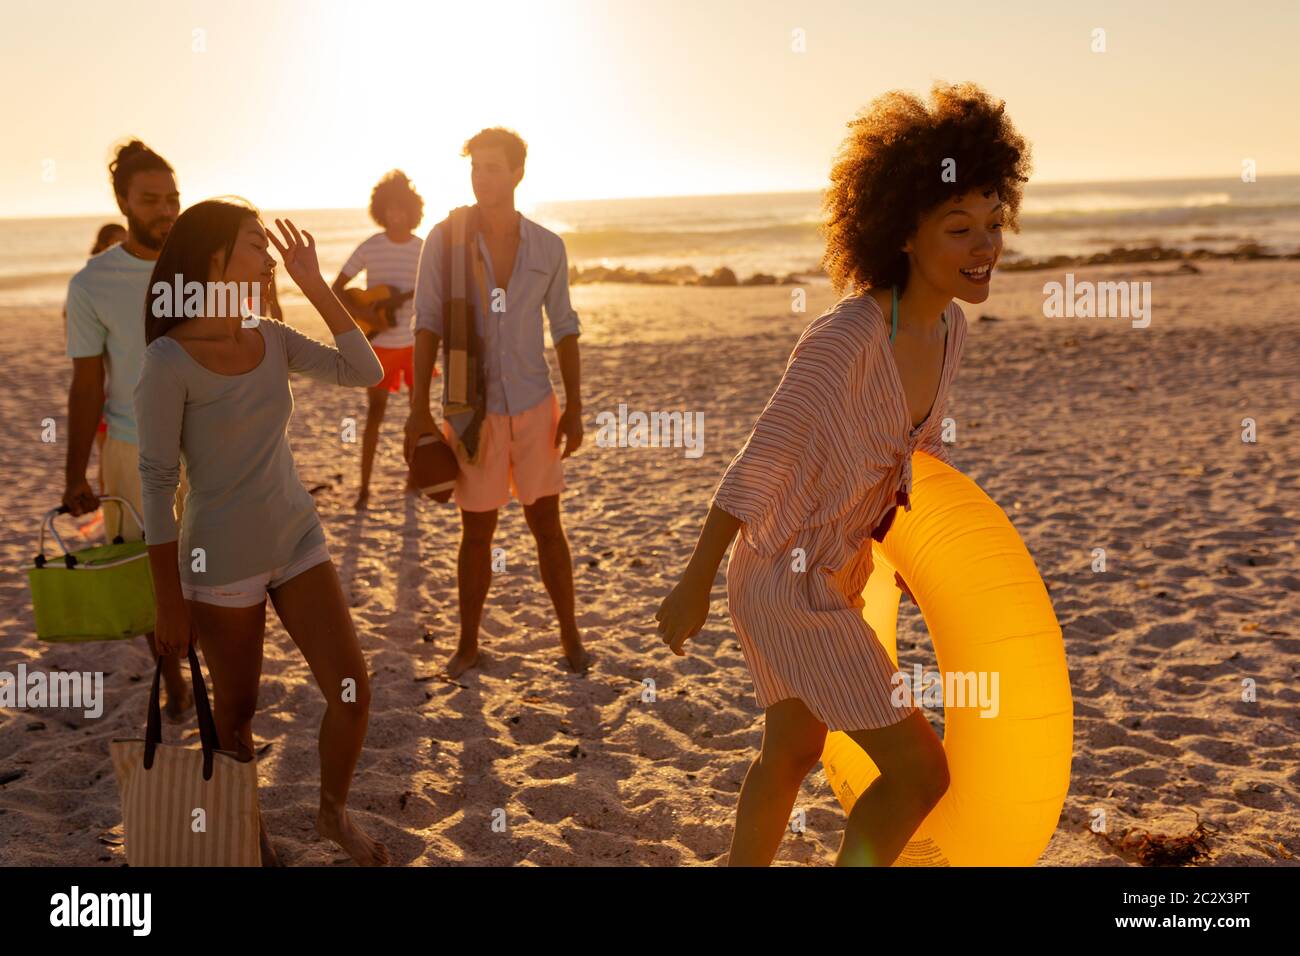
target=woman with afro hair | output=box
[657,81,1031,866]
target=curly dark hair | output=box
[369,170,424,229]
[821,81,1031,295]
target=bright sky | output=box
[2,0,1298,218]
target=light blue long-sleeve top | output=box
[134,320,382,586]
[413,211,581,416]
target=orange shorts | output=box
[372,345,415,393]
[441,392,566,512]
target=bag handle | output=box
[35,495,146,569]
[143,643,221,781]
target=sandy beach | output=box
[1,259,1297,866]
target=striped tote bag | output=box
[110,645,260,866]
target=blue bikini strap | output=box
[891,285,899,343]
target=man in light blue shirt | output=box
[62,139,191,717]
[406,127,588,677]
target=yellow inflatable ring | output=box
[820,450,1073,865]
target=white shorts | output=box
[181,542,331,608]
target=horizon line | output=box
[6,170,1299,223]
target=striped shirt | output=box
[341,233,423,349]
[710,290,966,731]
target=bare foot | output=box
[353,487,370,511]
[446,647,479,678]
[316,805,389,866]
[259,814,282,867]
[561,629,590,673]
[163,684,194,723]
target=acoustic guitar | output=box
[342,285,414,340]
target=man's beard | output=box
[126,211,171,251]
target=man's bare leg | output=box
[450,507,497,677]
[522,494,588,672]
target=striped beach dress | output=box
[710,290,966,731]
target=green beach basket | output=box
[26,496,156,642]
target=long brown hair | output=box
[144,197,261,344]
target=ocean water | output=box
[3,176,1298,309]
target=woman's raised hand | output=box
[266,218,325,294]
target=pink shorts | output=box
[441,392,566,512]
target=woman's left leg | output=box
[268,559,389,866]
[837,709,950,866]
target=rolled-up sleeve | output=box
[414,223,445,337]
[134,348,184,546]
[340,239,367,279]
[544,240,580,343]
[710,330,856,557]
[279,320,383,387]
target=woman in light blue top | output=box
[135,199,387,866]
